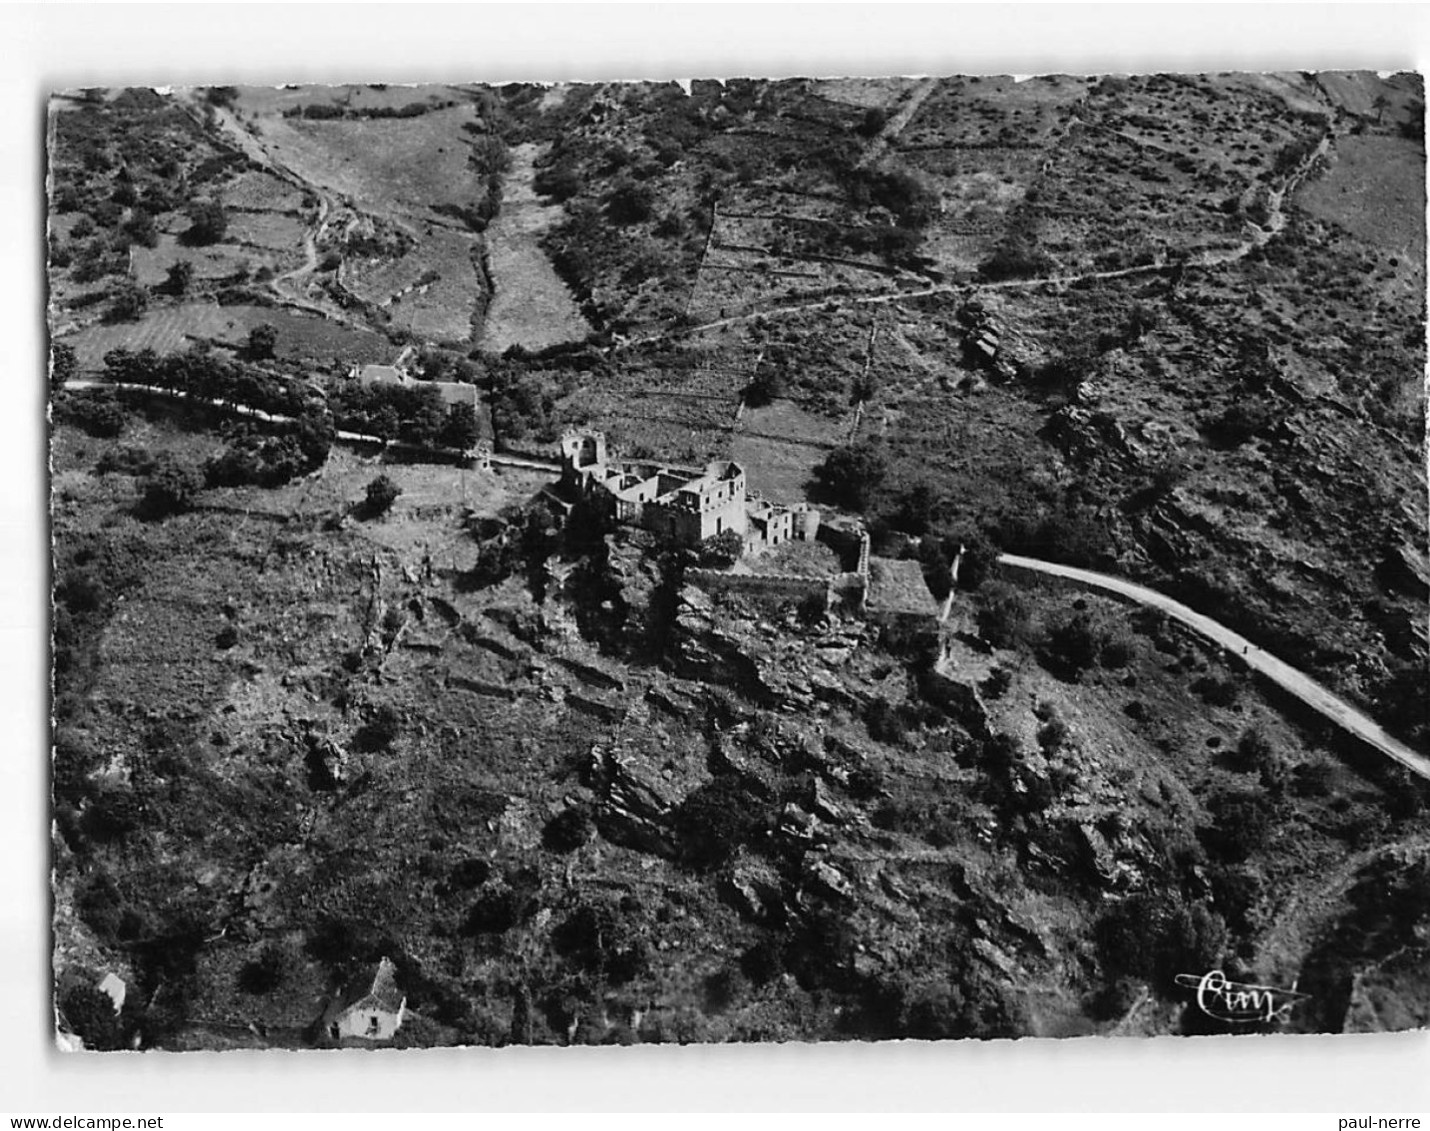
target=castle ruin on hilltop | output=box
[559,429,820,553]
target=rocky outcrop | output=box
[581,742,696,857]
[669,585,781,706]
[1042,405,1144,472]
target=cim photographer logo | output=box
[1174,969,1310,1025]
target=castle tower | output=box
[559,429,608,472]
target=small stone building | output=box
[325,956,407,1043]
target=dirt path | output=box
[1256,834,1430,984]
[997,553,1430,782]
[479,143,592,353]
[856,76,938,169]
[631,121,1336,349]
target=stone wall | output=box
[685,568,832,608]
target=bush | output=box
[743,367,786,407]
[364,474,402,517]
[245,323,279,360]
[184,200,228,245]
[543,806,593,853]
[354,704,401,751]
[812,441,887,511]
[974,582,1031,648]
[140,455,203,518]
[606,179,655,225]
[238,944,288,994]
[105,282,148,323]
[697,529,744,568]
[1201,790,1274,863]
[551,902,648,984]
[864,697,908,746]
[1193,674,1241,709]
[439,402,480,450]
[674,778,766,871]
[1044,611,1108,676]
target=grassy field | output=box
[59,302,398,371]
[221,170,308,213]
[250,107,484,220]
[732,398,849,503]
[1297,134,1426,269]
[226,212,309,254]
[345,228,484,344]
[130,236,264,288]
[480,144,592,353]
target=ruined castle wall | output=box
[686,568,831,606]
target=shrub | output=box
[674,778,766,871]
[1201,790,1274,863]
[364,474,402,517]
[184,200,228,245]
[606,180,654,225]
[551,902,648,984]
[697,529,744,568]
[975,582,1031,648]
[354,704,401,751]
[105,282,148,323]
[980,666,1012,699]
[439,402,480,449]
[245,323,279,360]
[1044,611,1106,675]
[464,888,521,934]
[864,697,907,746]
[812,441,887,511]
[238,944,288,994]
[743,367,786,407]
[140,455,203,519]
[1193,674,1241,709]
[543,806,593,853]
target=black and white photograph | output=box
[12,1,1430,1117]
[44,60,1429,1053]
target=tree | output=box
[184,201,228,246]
[105,282,148,323]
[974,582,1032,648]
[606,179,655,225]
[1044,611,1107,676]
[164,259,194,296]
[742,366,786,407]
[140,455,203,518]
[439,401,480,449]
[122,209,158,249]
[50,342,78,393]
[812,441,887,511]
[245,323,279,360]
[364,474,402,517]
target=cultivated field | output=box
[347,228,485,344]
[480,144,592,353]
[59,301,398,371]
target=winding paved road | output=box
[996,553,1430,782]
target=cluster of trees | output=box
[329,381,453,446]
[182,200,228,246]
[488,369,560,445]
[812,440,888,511]
[204,412,333,490]
[101,346,317,420]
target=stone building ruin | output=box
[559,429,818,553]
